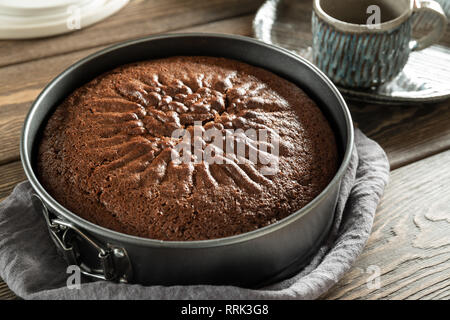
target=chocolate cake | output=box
[37,56,339,241]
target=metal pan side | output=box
[20,33,354,286]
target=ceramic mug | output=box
[312,0,447,88]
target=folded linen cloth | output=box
[0,128,389,299]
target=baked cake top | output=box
[37,56,338,241]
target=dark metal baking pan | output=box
[20,33,354,287]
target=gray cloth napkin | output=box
[0,129,389,300]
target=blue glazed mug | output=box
[312,0,447,88]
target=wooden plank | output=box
[0,281,16,300]
[0,15,254,166]
[350,101,450,170]
[0,0,263,67]
[323,150,450,300]
[0,161,26,202]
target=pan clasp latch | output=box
[31,194,133,283]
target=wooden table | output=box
[1,0,449,300]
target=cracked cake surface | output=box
[37,56,339,241]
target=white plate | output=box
[0,0,129,39]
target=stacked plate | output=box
[0,0,129,39]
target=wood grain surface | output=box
[0,162,26,202]
[349,101,450,170]
[323,151,450,300]
[0,0,449,300]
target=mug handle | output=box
[411,0,448,51]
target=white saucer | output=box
[0,0,129,39]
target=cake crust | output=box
[37,56,338,241]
